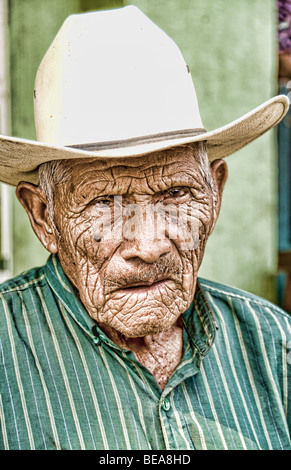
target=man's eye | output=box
[92,196,114,206]
[166,188,188,199]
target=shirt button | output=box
[93,336,101,346]
[161,398,171,411]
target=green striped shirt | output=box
[0,253,290,450]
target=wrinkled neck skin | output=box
[19,147,226,390]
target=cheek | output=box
[57,212,103,260]
[55,213,98,285]
[165,199,214,256]
[56,214,124,309]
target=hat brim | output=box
[0,94,289,186]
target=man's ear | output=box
[209,159,228,234]
[16,182,58,253]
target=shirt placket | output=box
[90,321,202,450]
[157,339,203,450]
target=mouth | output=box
[117,279,172,294]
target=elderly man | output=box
[0,7,290,451]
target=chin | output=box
[113,314,178,338]
[97,293,190,338]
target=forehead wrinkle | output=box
[62,147,202,197]
[108,153,199,181]
[71,175,113,200]
[64,145,198,180]
[134,159,204,192]
[69,161,163,197]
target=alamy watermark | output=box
[91,196,200,251]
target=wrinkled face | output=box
[50,147,221,338]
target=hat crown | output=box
[34,6,203,147]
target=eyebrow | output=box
[148,171,204,192]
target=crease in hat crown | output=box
[34,5,204,148]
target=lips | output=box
[111,278,174,296]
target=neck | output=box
[99,318,184,390]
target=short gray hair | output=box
[183,141,214,191]
[38,142,213,227]
[38,160,70,232]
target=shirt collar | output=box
[182,281,218,358]
[44,253,218,356]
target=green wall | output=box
[9,0,279,302]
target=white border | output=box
[0,0,13,282]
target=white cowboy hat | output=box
[0,5,289,186]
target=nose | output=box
[120,236,172,263]
[119,206,172,263]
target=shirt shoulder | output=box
[198,277,291,324]
[0,264,50,368]
[0,264,47,297]
[198,277,291,387]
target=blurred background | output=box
[0,0,290,311]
